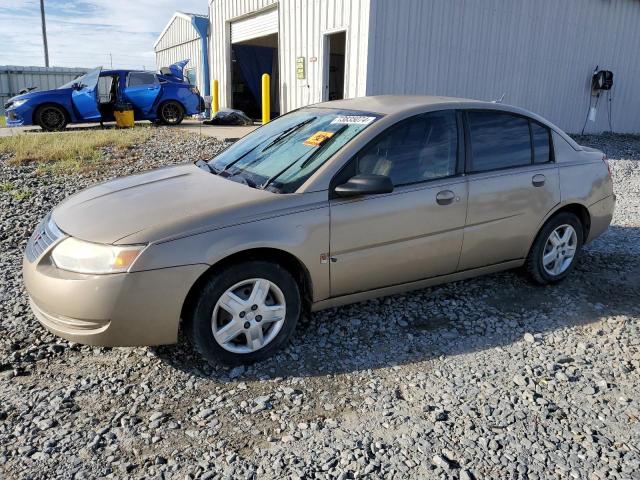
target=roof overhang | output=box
[153,11,209,50]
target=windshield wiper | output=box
[195,159,215,173]
[261,117,316,153]
[260,124,349,190]
[228,172,257,188]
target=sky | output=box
[0,0,208,70]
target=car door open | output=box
[329,111,468,297]
[71,67,102,122]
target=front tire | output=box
[185,261,301,366]
[158,101,184,125]
[525,212,584,285]
[35,105,68,131]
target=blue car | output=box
[4,60,204,131]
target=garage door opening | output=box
[324,31,346,101]
[231,34,279,120]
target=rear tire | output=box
[158,101,184,125]
[525,212,583,285]
[35,105,68,131]
[185,261,301,366]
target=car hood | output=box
[52,164,284,245]
[8,88,71,105]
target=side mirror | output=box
[72,82,82,91]
[334,174,393,197]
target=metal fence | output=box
[1,65,88,114]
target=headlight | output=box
[11,99,28,108]
[51,238,145,274]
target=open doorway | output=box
[323,31,346,101]
[231,33,279,120]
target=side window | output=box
[354,110,458,186]
[127,72,157,87]
[97,76,113,104]
[531,121,552,164]
[185,68,197,86]
[467,111,531,172]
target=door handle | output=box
[436,190,456,205]
[532,174,546,187]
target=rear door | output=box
[458,110,560,270]
[329,110,468,296]
[123,72,161,117]
[71,67,102,121]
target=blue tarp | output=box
[233,44,275,105]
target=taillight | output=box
[603,155,612,177]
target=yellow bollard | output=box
[211,79,219,117]
[262,73,270,124]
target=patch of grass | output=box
[0,116,6,128]
[11,188,32,201]
[0,127,152,173]
[0,182,31,201]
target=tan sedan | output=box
[23,96,615,365]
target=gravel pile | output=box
[1,129,639,479]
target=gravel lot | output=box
[1,128,639,479]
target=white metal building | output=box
[1,66,87,114]
[154,12,210,98]
[208,0,640,133]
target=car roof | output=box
[100,69,154,76]
[309,94,581,151]
[310,95,487,115]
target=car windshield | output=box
[208,108,382,193]
[58,74,87,89]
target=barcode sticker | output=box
[330,116,376,125]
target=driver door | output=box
[71,67,102,121]
[329,110,468,297]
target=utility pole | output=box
[109,53,113,69]
[40,0,50,67]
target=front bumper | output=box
[23,254,207,346]
[5,107,28,127]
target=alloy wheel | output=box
[41,107,65,130]
[162,103,180,123]
[542,224,578,276]
[211,278,287,354]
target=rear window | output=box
[128,72,157,87]
[468,111,531,172]
[532,121,552,164]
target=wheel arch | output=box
[180,247,314,326]
[157,99,185,116]
[32,102,71,125]
[527,202,591,254]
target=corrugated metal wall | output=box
[1,66,87,113]
[279,0,370,112]
[210,0,279,109]
[367,0,640,133]
[208,0,371,113]
[154,16,204,91]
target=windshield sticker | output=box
[330,116,376,125]
[304,131,335,147]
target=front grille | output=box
[25,213,65,263]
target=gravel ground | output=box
[0,128,639,479]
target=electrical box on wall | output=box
[592,69,613,94]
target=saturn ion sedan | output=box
[23,96,615,365]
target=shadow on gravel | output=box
[153,226,640,382]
